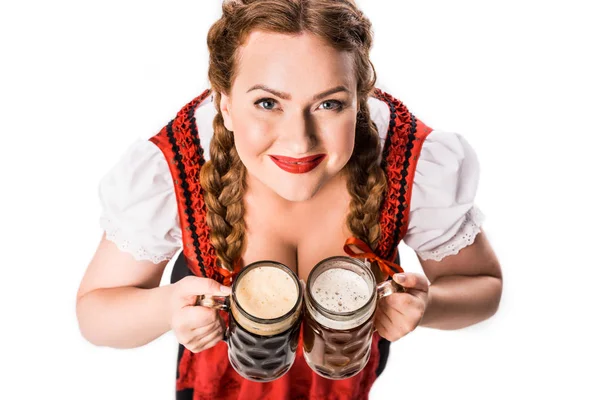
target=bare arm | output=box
[75,234,174,349]
[418,229,503,330]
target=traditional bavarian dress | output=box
[98,88,484,399]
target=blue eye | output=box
[255,98,277,110]
[319,100,344,111]
[254,98,345,112]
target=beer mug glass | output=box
[303,256,404,379]
[197,260,303,382]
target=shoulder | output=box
[416,130,480,199]
[403,129,485,261]
[367,95,391,144]
[191,93,218,160]
[98,139,182,263]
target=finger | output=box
[197,331,226,353]
[380,301,411,331]
[382,302,414,339]
[175,306,218,333]
[375,306,404,342]
[184,276,232,296]
[190,319,221,337]
[393,273,429,292]
[176,276,232,308]
[383,295,423,330]
[189,324,225,353]
[186,313,224,343]
[178,319,220,345]
[376,304,395,329]
[384,293,417,313]
[190,311,224,334]
[385,293,427,325]
[217,313,226,332]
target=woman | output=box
[76,0,503,399]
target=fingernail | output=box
[220,285,232,295]
[394,273,406,283]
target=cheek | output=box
[231,117,272,161]
[324,119,356,162]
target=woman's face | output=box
[220,31,358,203]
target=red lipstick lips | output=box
[269,154,326,174]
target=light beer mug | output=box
[302,256,404,379]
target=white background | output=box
[1,0,598,399]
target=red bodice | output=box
[149,88,433,400]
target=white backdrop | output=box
[1,1,598,399]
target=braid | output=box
[344,96,387,250]
[199,91,247,272]
[203,0,385,269]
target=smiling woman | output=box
[75,1,502,399]
[217,31,359,203]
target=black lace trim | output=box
[378,96,418,260]
[166,119,207,278]
[390,113,417,260]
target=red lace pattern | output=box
[150,89,226,283]
[373,88,433,261]
[150,88,433,399]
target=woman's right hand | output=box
[169,276,232,353]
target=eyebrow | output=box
[246,84,350,101]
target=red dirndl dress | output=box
[149,88,433,400]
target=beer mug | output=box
[302,256,404,379]
[197,260,303,382]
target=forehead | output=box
[232,30,356,97]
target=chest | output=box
[240,185,354,283]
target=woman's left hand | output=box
[374,272,429,342]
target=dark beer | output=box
[228,313,301,381]
[303,257,403,379]
[198,261,303,382]
[303,306,374,378]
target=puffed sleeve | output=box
[403,131,485,261]
[98,139,182,263]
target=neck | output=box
[244,169,349,213]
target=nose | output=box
[279,110,317,155]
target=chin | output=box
[274,184,320,203]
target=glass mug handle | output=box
[195,294,231,341]
[376,279,406,300]
[373,276,405,335]
[195,294,230,311]
[361,259,405,299]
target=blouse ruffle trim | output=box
[100,216,178,264]
[416,206,485,261]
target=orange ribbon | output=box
[343,237,404,278]
[217,258,242,285]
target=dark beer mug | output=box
[196,261,303,382]
[303,256,404,379]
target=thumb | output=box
[176,276,232,308]
[183,276,232,296]
[393,272,429,293]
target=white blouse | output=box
[98,94,484,264]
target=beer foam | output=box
[311,268,370,313]
[236,266,298,320]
